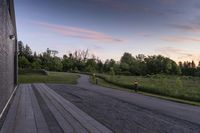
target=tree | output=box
[18,56,30,69]
[178,62,183,68]
[48,57,63,71]
[24,45,32,57]
[96,60,104,73]
[136,54,146,62]
[171,61,181,75]
[17,42,200,77]
[31,59,41,69]
[120,63,130,73]
[103,59,116,72]
[85,59,97,72]
[62,55,74,72]
[33,52,37,58]
[144,55,180,75]
[18,41,25,56]
[120,52,133,65]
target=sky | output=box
[15,0,200,63]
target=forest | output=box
[18,41,200,77]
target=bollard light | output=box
[96,78,98,84]
[134,81,139,92]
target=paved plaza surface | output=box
[1,75,200,133]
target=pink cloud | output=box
[156,47,192,56]
[33,22,122,42]
[157,47,183,53]
[163,36,200,43]
[155,47,200,63]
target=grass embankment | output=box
[19,71,79,84]
[90,74,200,105]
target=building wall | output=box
[0,0,17,114]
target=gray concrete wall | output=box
[0,0,17,114]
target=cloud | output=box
[194,2,200,9]
[155,47,199,63]
[169,24,200,33]
[137,32,151,37]
[156,0,179,5]
[89,0,130,10]
[156,47,189,56]
[180,53,200,63]
[33,21,122,42]
[90,0,179,16]
[157,47,183,53]
[163,36,200,43]
[191,16,200,26]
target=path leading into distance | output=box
[1,74,200,133]
[64,74,200,132]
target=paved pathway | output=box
[76,74,200,125]
[0,84,112,133]
[1,74,200,133]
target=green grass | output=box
[90,76,132,92]
[19,72,79,84]
[89,75,200,106]
[91,74,200,103]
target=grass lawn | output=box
[89,76,200,106]
[19,72,79,84]
[90,74,200,104]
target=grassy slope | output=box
[19,72,79,84]
[90,74,200,105]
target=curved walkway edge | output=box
[76,74,200,125]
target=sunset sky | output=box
[15,0,200,63]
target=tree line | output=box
[18,41,200,76]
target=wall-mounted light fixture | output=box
[9,35,16,40]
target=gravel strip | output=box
[47,84,200,133]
